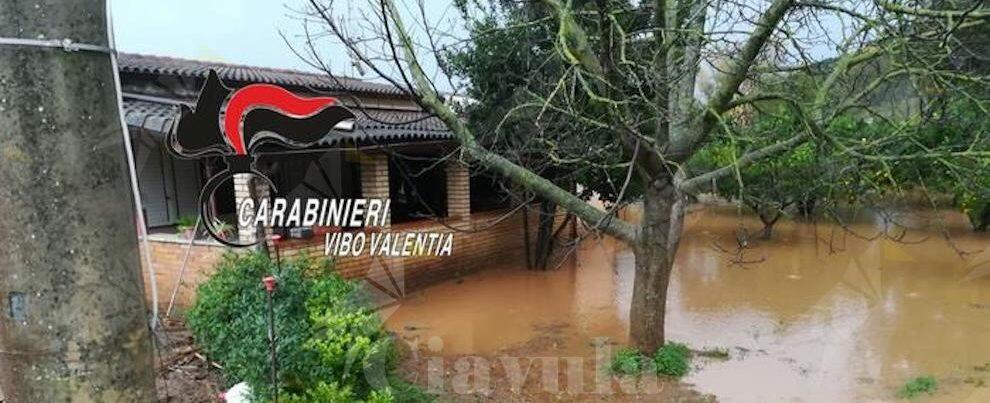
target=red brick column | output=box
[446,160,470,219]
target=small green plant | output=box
[963,376,986,388]
[897,375,937,399]
[654,342,691,377]
[696,347,730,360]
[210,217,235,239]
[175,215,198,235]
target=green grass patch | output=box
[609,342,692,378]
[963,376,986,388]
[695,347,731,360]
[896,375,937,399]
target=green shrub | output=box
[283,382,355,403]
[653,342,691,377]
[305,305,395,394]
[897,375,937,399]
[186,251,427,402]
[186,252,330,397]
[385,376,435,403]
[609,348,645,375]
[609,342,692,378]
[367,388,396,403]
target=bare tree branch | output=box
[379,0,640,243]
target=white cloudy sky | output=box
[110,0,463,83]
[110,0,850,94]
[111,0,327,72]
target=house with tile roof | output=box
[118,54,574,310]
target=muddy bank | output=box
[386,206,990,402]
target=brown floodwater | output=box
[385,206,990,402]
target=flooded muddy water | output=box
[385,206,990,402]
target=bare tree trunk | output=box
[759,211,781,239]
[628,177,685,352]
[535,200,557,270]
[797,198,816,218]
[0,1,157,400]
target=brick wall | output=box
[141,208,575,312]
[140,236,228,314]
[277,207,573,291]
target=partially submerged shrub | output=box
[897,375,937,399]
[609,348,645,375]
[696,347,731,360]
[654,342,691,377]
[609,342,692,378]
[187,251,425,402]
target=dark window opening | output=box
[389,156,446,223]
[205,157,236,217]
[471,173,513,213]
[259,151,361,200]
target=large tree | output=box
[295,0,990,351]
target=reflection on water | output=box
[385,206,990,402]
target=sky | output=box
[110,0,460,83]
[111,0,350,75]
[110,0,846,94]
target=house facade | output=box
[117,54,574,310]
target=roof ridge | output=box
[117,52,401,96]
[118,52,369,82]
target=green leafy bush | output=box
[186,252,330,396]
[609,342,692,378]
[306,309,394,390]
[186,251,426,402]
[283,382,356,403]
[609,348,645,375]
[653,342,691,377]
[897,375,937,399]
[367,388,397,403]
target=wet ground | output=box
[386,206,990,402]
[155,319,225,402]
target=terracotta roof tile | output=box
[118,53,404,96]
[117,54,452,143]
[121,98,451,143]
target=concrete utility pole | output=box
[0,1,156,400]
